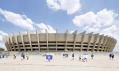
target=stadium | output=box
[3,30,117,52]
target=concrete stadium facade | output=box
[3,30,117,52]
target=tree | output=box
[0,48,5,51]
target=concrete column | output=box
[112,39,117,51]
[8,37,12,51]
[105,37,111,52]
[12,34,16,51]
[73,30,77,51]
[13,33,20,51]
[3,37,9,51]
[101,36,107,52]
[55,30,58,52]
[87,32,93,52]
[80,31,86,52]
[45,30,48,52]
[65,30,68,52]
[102,36,108,52]
[109,38,115,52]
[4,38,8,51]
[92,33,99,52]
[108,38,114,52]
[36,30,40,51]
[109,39,114,52]
[97,35,104,52]
[7,39,11,51]
[10,35,15,51]
[111,40,117,52]
[27,31,32,51]
[20,32,26,51]
[5,43,9,51]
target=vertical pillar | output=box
[36,30,40,51]
[5,42,10,51]
[80,31,86,52]
[45,30,48,52]
[8,37,12,51]
[92,33,99,52]
[55,29,58,52]
[111,40,117,51]
[20,32,26,51]
[97,35,104,52]
[109,39,114,52]
[13,33,20,51]
[102,36,108,52]
[12,34,16,51]
[4,38,9,51]
[108,38,114,52]
[27,31,32,51]
[10,35,15,51]
[73,30,77,52]
[87,32,93,52]
[111,39,117,52]
[3,37,9,51]
[101,36,107,52]
[65,30,68,52]
[105,37,111,52]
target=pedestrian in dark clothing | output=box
[72,53,74,60]
[109,53,112,59]
[21,53,25,60]
[91,53,94,59]
[111,54,114,60]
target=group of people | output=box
[71,53,94,62]
[0,53,5,59]
[0,53,9,59]
[21,53,29,60]
[11,52,115,61]
[109,53,114,60]
[63,53,68,58]
[13,53,29,60]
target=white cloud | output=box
[73,9,119,52]
[0,30,8,41]
[37,23,56,33]
[46,0,81,14]
[101,25,118,34]
[0,30,8,36]
[0,9,57,50]
[0,8,35,31]
[0,18,5,22]
[88,28,100,33]
[70,30,74,33]
[100,25,119,52]
[0,42,6,50]
[0,35,2,41]
[73,9,118,27]
[0,30,7,50]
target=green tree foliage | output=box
[0,48,5,51]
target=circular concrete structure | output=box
[3,31,117,52]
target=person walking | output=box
[109,53,112,59]
[111,54,114,60]
[21,53,25,60]
[26,53,29,60]
[91,53,94,59]
[78,53,82,61]
[13,54,16,59]
[72,53,74,60]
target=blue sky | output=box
[0,0,119,52]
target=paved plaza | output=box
[0,53,119,71]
